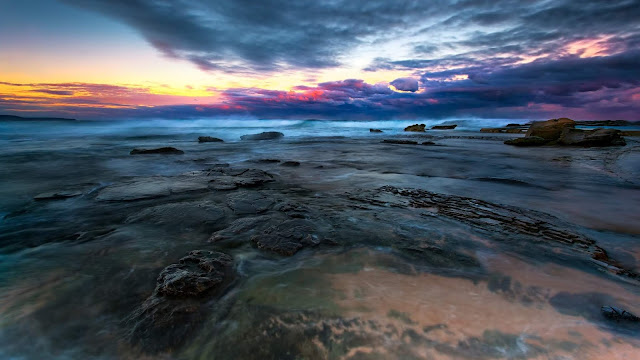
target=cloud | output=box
[390,78,419,92]
[63,0,449,73]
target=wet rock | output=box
[274,201,309,218]
[422,141,436,145]
[525,118,575,141]
[404,124,426,132]
[480,128,504,133]
[226,191,274,215]
[357,186,639,282]
[431,124,457,130]
[481,127,526,134]
[251,219,319,256]
[240,131,284,140]
[601,306,640,322]
[575,120,633,127]
[96,178,170,201]
[209,215,273,242]
[127,250,234,352]
[370,128,383,133]
[620,130,640,137]
[130,147,184,155]
[198,136,224,143]
[155,251,233,297]
[558,128,626,147]
[125,201,226,230]
[201,167,274,190]
[281,161,300,167]
[506,123,524,127]
[382,139,418,145]
[504,136,548,146]
[34,190,83,201]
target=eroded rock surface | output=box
[350,186,639,281]
[127,250,234,352]
[251,219,319,256]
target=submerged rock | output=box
[255,159,281,163]
[281,161,300,167]
[130,147,184,155]
[203,167,275,190]
[96,177,208,201]
[431,124,457,130]
[601,306,640,322]
[525,118,575,141]
[226,191,274,214]
[251,219,319,256]
[382,139,418,145]
[558,128,626,147]
[34,190,83,201]
[209,215,273,242]
[404,124,426,132]
[240,131,284,140]
[370,128,383,133]
[504,136,548,146]
[127,250,234,352]
[198,136,224,143]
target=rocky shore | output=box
[0,119,639,359]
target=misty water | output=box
[1,119,639,359]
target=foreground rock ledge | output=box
[126,250,234,352]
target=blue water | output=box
[0,118,520,142]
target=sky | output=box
[1,0,639,121]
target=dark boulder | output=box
[620,131,640,137]
[130,147,184,155]
[504,136,548,146]
[240,131,284,140]
[127,250,234,352]
[382,139,418,145]
[525,118,575,141]
[370,128,383,133]
[404,124,426,132]
[198,136,224,143]
[251,219,319,256]
[431,124,457,130]
[558,128,626,147]
[422,141,436,145]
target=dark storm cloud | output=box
[64,0,640,74]
[63,0,449,72]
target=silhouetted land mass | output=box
[0,114,77,121]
